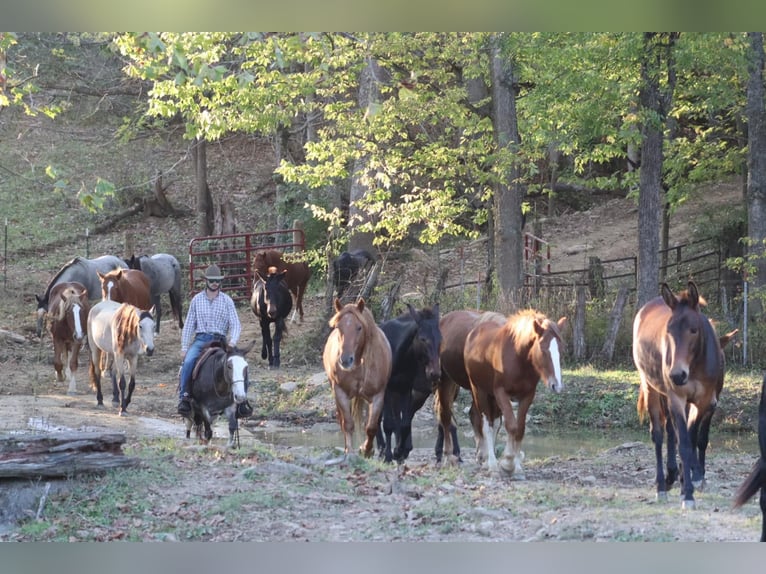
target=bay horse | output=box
[253,249,311,322]
[433,309,507,464]
[46,281,90,395]
[332,249,375,299]
[633,281,736,509]
[35,255,127,337]
[98,268,152,312]
[125,253,184,333]
[87,299,156,415]
[250,267,292,368]
[376,303,441,463]
[323,298,392,459]
[733,374,766,541]
[184,341,255,448]
[464,309,566,478]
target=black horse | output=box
[184,342,254,447]
[376,303,441,463]
[734,374,766,541]
[249,268,292,368]
[332,249,375,299]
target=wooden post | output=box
[572,286,587,360]
[588,256,605,299]
[293,220,304,251]
[595,285,630,363]
[124,231,135,259]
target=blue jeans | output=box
[179,333,226,399]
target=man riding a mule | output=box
[178,264,251,418]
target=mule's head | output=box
[226,353,249,404]
[138,308,156,356]
[408,303,442,385]
[660,282,702,387]
[533,315,567,393]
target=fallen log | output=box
[0,431,140,479]
[0,328,26,343]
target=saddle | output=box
[191,341,226,381]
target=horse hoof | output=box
[656,491,668,502]
[692,478,706,491]
[681,499,696,510]
[119,410,128,417]
[112,401,120,408]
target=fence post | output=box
[596,285,630,363]
[572,286,587,360]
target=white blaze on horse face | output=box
[106,280,114,300]
[548,337,563,393]
[72,302,84,341]
[229,355,248,403]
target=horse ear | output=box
[149,305,157,318]
[334,298,343,313]
[407,303,418,321]
[660,283,677,309]
[533,319,545,336]
[687,281,700,308]
[97,271,106,280]
[557,316,567,331]
[719,329,738,349]
[356,298,366,312]
[432,302,440,317]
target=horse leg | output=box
[690,403,714,490]
[121,370,137,416]
[272,319,284,368]
[500,394,533,479]
[399,390,428,462]
[53,341,66,383]
[260,320,273,366]
[66,341,79,395]
[669,395,696,508]
[663,398,679,489]
[88,354,104,407]
[169,289,184,329]
[334,389,354,455]
[434,380,454,463]
[363,394,385,458]
[227,410,238,448]
[152,294,162,334]
[379,395,395,463]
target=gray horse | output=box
[125,253,184,333]
[36,255,127,337]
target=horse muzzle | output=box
[670,371,688,386]
[145,347,155,357]
[339,355,355,370]
[547,377,564,394]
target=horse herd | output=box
[35,252,766,539]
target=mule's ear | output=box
[239,340,256,355]
[334,298,343,313]
[687,281,700,308]
[557,316,567,331]
[660,283,677,309]
[719,329,738,349]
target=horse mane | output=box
[113,304,140,352]
[43,257,85,296]
[504,309,558,343]
[53,287,82,321]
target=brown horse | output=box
[463,309,566,478]
[98,268,152,311]
[433,310,507,464]
[253,250,311,322]
[633,281,737,509]
[323,298,392,459]
[47,281,90,395]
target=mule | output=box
[46,281,90,395]
[250,267,292,368]
[733,374,766,541]
[376,303,441,463]
[464,309,566,478]
[332,249,375,299]
[98,268,152,311]
[87,299,155,415]
[184,341,254,448]
[323,298,392,458]
[35,255,127,337]
[252,249,311,322]
[633,281,735,508]
[433,310,507,464]
[125,253,184,333]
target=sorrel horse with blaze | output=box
[464,309,566,478]
[633,281,737,509]
[47,281,90,395]
[98,268,152,312]
[323,298,392,459]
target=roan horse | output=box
[253,250,312,322]
[323,298,392,459]
[433,310,507,464]
[733,374,766,542]
[98,268,152,311]
[125,253,184,333]
[464,309,566,477]
[87,299,155,415]
[35,255,127,337]
[332,249,375,299]
[633,281,737,509]
[250,267,292,368]
[184,341,255,448]
[46,281,90,395]
[376,303,441,463]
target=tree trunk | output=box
[596,285,630,362]
[194,137,214,236]
[636,33,678,309]
[347,57,379,256]
[747,32,766,311]
[489,33,524,311]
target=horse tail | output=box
[734,376,766,509]
[637,384,648,424]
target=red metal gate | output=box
[188,228,306,302]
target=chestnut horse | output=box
[98,268,152,312]
[323,298,392,459]
[47,281,90,395]
[253,250,311,322]
[633,281,736,509]
[464,309,566,478]
[433,310,507,464]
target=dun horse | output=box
[633,281,736,508]
[184,342,254,448]
[47,281,90,395]
[125,253,184,333]
[464,309,566,478]
[323,298,392,459]
[87,299,155,415]
[252,250,311,322]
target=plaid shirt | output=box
[181,290,241,352]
